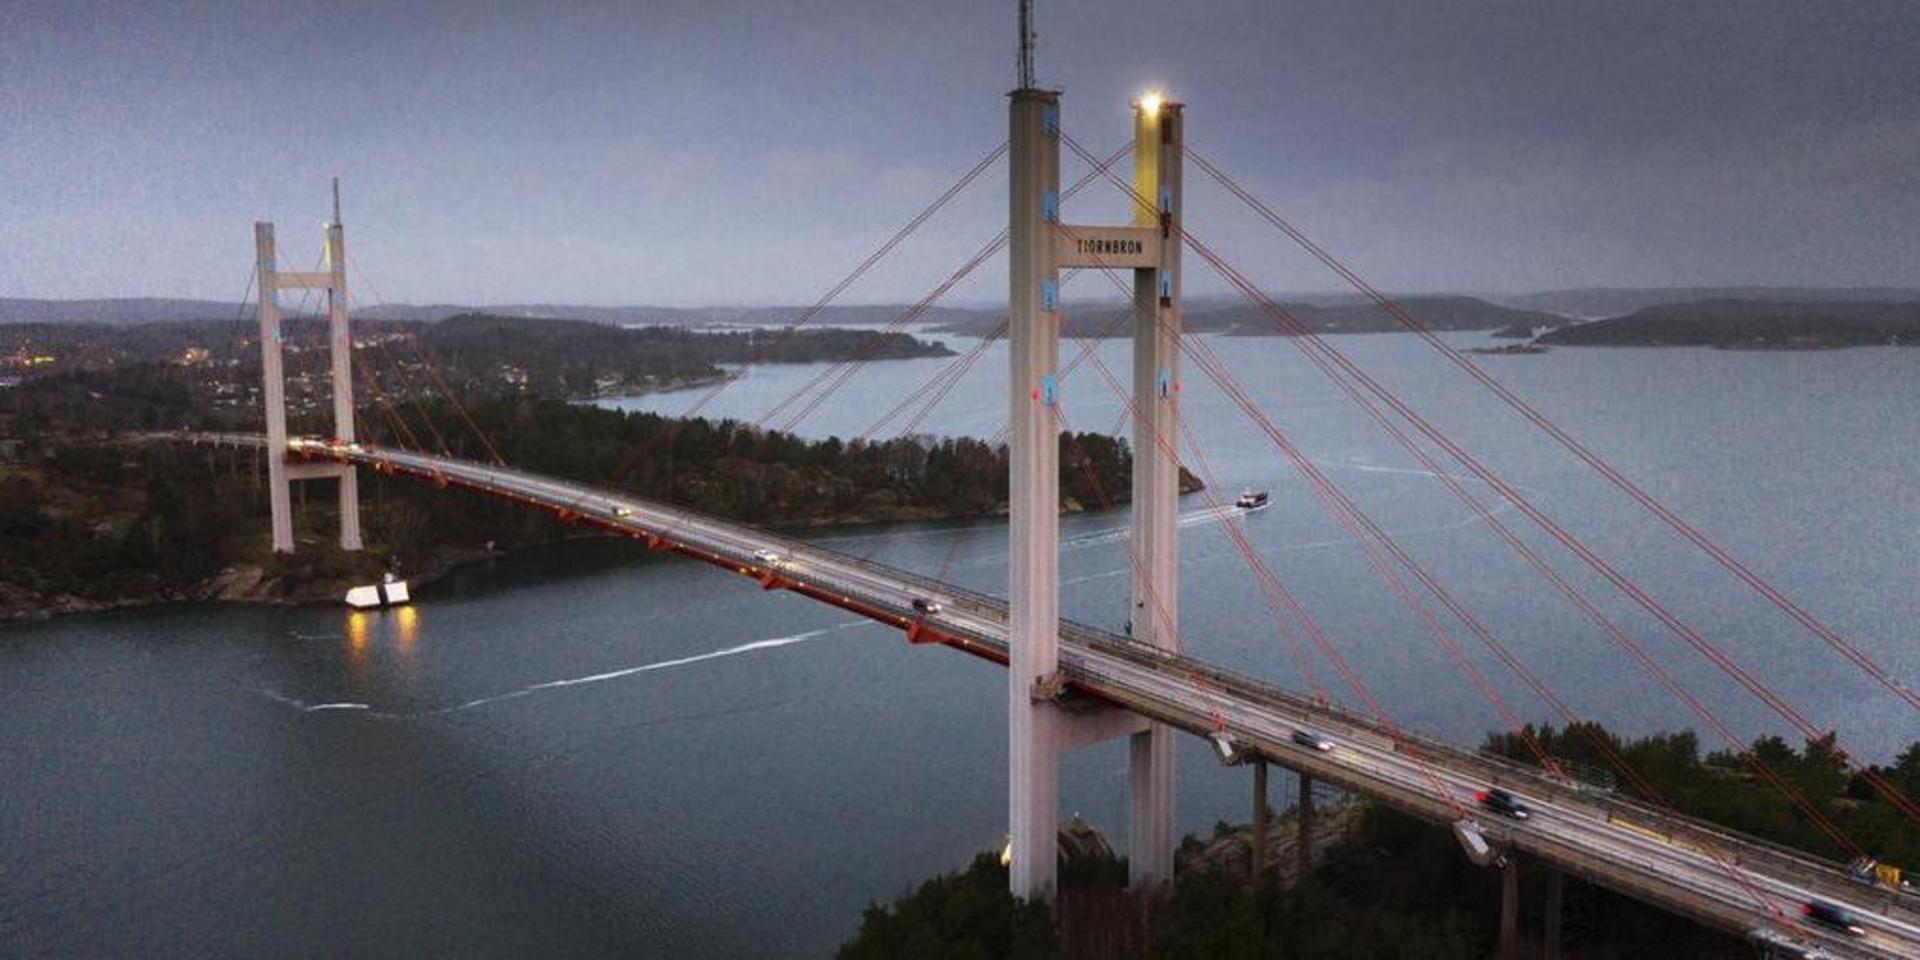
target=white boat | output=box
[1235,488,1270,510]
[344,573,411,610]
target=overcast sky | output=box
[3,1,1915,306]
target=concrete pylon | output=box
[255,224,296,553]
[1005,83,1190,899]
[254,182,362,553]
[1006,85,1064,901]
[1127,96,1183,888]
[323,197,363,551]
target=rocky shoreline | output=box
[0,543,504,624]
[0,491,1174,623]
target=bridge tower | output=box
[1007,76,1186,895]
[253,179,363,554]
[1125,91,1184,889]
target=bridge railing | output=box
[1072,623,1910,913]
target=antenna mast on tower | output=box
[1017,0,1036,89]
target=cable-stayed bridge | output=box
[182,31,1920,958]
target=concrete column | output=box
[324,206,363,552]
[1126,96,1183,890]
[1500,857,1520,959]
[1544,868,1564,960]
[1007,85,1062,902]
[1251,760,1269,886]
[255,223,295,554]
[1297,771,1314,881]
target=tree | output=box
[837,853,1060,960]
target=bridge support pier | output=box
[1251,759,1269,885]
[1297,771,1314,881]
[1544,867,1564,960]
[1500,857,1520,959]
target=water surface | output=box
[6,332,1917,956]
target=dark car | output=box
[1291,728,1334,752]
[911,597,943,616]
[1476,787,1530,820]
[1802,900,1864,937]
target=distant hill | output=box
[0,297,999,329]
[927,295,1566,338]
[1286,296,1568,335]
[1495,287,1920,320]
[0,297,714,326]
[725,304,994,328]
[1536,299,1920,349]
[414,313,953,397]
[0,298,247,325]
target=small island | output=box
[929,296,1568,339]
[0,313,1192,620]
[1536,299,1920,350]
[1465,342,1548,355]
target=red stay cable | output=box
[1186,144,1920,717]
[683,141,1009,421]
[1060,130,1920,825]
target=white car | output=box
[753,549,785,567]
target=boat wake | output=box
[1057,458,1538,587]
[250,688,375,713]
[1061,504,1242,552]
[250,620,870,720]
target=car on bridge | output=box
[1802,900,1865,937]
[1291,728,1334,752]
[753,549,785,568]
[1476,787,1531,821]
[910,596,943,616]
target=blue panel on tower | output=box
[1159,269,1173,298]
[1157,366,1173,397]
[1041,374,1058,406]
[1042,105,1060,136]
[1041,278,1059,310]
[1159,185,1173,214]
[1042,189,1059,223]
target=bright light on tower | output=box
[1138,91,1164,115]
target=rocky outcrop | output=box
[1176,799,1364,889]
[200,565,267,601]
